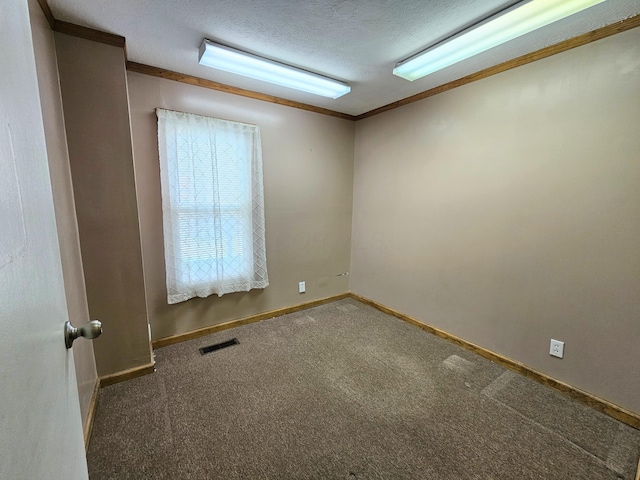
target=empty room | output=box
[2,0,640,478]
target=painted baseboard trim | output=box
[349,292,640,430]
[83,378,100,451]
[99,362,155,388]
[152,292,350,349]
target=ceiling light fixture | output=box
[393,0,606,81]
[198,39,351,99]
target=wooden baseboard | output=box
[349,292,640,430]
[99,362,155,388]
[636,457,640,480]
[83,378,99,451]
[152,292,350,349]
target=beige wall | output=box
[55,34,152,376]
[27,0,97,429]
[351,28,640,413]
[127,72,354,340]
[37,15,639,416]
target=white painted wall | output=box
[0,1,88,478]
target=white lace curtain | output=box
[156,108,268,304]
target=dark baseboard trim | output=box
[152,292,350,349]
[89,292,639,433]
[349,292,640,430]
[83,378,99,451]
[99,362,155,388]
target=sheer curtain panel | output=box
[156,108,268,304]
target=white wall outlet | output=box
[550,339,564,358]
[298,281,305,293]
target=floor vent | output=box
[199,338,239,355]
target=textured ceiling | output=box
[48,0,640,116]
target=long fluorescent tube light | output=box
[199,40,351,99]
[393,0,606,81]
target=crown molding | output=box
[356,14,640,120]
[35,4,640,121]
[126,62,356,120]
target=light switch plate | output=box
[298,281,305,293]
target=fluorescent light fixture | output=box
[199,40,351,98]
[393,0,606,81]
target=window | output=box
[156,108,268,304]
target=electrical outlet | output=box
[550,339,564,358]
[298,281,305,293]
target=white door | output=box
[0,1,89,479]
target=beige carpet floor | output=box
[87,298,640,479]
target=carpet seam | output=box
[159,376,176,463]
[349,292,640,429]
[88,297,639,479]
[606,424,640,476]
[484,394,610,469]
